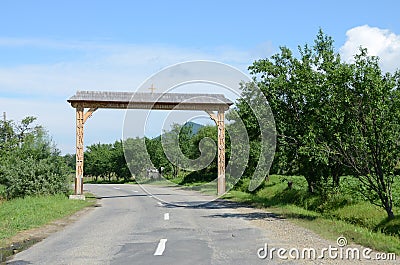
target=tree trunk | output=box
[332,168,340,187]
[306,179,314,193]
[384,202,395,220]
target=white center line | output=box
[132,190,138,193]
[113,187,120,190]
[164,213,170,220]
[154,239,167,256]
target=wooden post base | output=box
[69,195,86,200]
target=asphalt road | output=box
[8,184,295,265]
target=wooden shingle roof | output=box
[68,91,233,111]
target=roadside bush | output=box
[0,155,69,199]
[0,116,69,199]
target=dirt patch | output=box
[0,202,100,263]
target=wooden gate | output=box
[67,91,232,197]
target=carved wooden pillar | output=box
[75,106,84,195]
[73,107,97,195]
[207,109,226,195]
[217,109,225,195]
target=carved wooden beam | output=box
[206,110,217,122]
[83,108,98,124]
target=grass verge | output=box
[0,193,95,261]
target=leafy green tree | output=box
[0,118,16,152]
[63,153,76,173]
[191,125,218,170]
[188,125,218,182]
[150,123,197,178]
[84,141,133,182]
[145,136,171,175]
[124,137,152,179]
[84,143,114,181]
[0,117,68,199]
[243,29,400,218]
[247,31,337,191]
[326,49,400,219]
[112,140,131,181]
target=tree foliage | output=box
[326,49,400,219]
[0,117,68,199]
[242,29,400,218]
[84,140,132,181]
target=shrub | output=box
[0,155,69,199]
[0,117,69,199]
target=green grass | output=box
[0,193,95,246]
[221,175,400,255]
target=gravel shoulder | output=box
[234,206,398,264]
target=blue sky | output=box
[1,0,400,154]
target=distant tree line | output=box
[83,141,130,182]
[81,123,220,183]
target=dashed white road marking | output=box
[148,195,153,198]
[164,213,170,220]
[157,202,163,206]
[132,190,139,193]
[113,187,120,190]
[154,239,167,256]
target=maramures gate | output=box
[67,91,233,198]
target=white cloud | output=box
[340,25,400,73]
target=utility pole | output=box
[3,111,6,142]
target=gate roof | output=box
[67,91,233,111]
